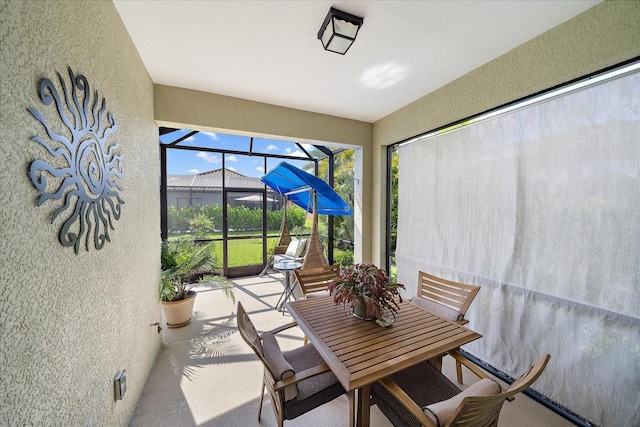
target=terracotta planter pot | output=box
[161,291,197,328]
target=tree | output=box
[390,150,399,251]
[189,212,213,237]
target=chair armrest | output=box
[447,349,490,380]
[378,377,438,427]
[273,362,333,391]
[263,321,298,337]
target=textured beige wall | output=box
[0,1,160,425]
[155,85,373,147]
[369,0,640,266]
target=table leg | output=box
[276,270,292,314]
[430,355,443,372]
[275,286,285,310]
[356,384,371,427]
[348,390,356,427]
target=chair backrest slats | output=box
[237,302,279,382]
[237,302,288,421]
[294,264,340,295]
[237,302,262,355]
[418,271,481,318]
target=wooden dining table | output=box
[286,296,482,427]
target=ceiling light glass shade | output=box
[318,7,364,55]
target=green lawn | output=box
[224,237,279,267]
[168,227,354,268]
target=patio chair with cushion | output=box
[412,271,481,383]
[236,302,346,427]
[371,353,550,427]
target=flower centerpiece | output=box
[328,263,405,320]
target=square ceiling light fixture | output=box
[317,7,364,55]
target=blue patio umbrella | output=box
[261,162,352,216]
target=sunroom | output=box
[2,1,638,427]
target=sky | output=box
[161,130,316,177]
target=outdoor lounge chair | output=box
[371,352,550,427]
[412,271,481,383]
[236,302,345,427]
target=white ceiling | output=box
[114,0,599,123]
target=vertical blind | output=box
[396,69,639,427]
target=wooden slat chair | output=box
[371,352,550,427]
[292,264,340,344]
[236,302,345,427]
[412,271,481,383]
[293,264,340,298]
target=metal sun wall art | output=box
[28,67,124,253]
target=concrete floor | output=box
[131,273,575,427]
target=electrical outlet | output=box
[114,370,127,401]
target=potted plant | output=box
[160,240,234,328]
[328,263,405,320]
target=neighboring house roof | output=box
[167,168,266,192]
[198,168,246,178]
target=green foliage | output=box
[201,204,222,230]
[286,205,307,231]
[168,204,306,236]
[189,212,213,237]
[267,209,283,231]
[227,205,257,231]
[301,150,355,246]
[160,240,234,302]
[334,249,354,267]
[167,206,200,233]
[291,225,309,238]
[390,150,399,251]
[328,264,405,319]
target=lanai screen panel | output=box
[395,70,639,427]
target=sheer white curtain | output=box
[396,70,639,427]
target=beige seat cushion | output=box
[285,239,307,257]
[411,296,462,322]
[422,378,501,426]
[305,290,331,298]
